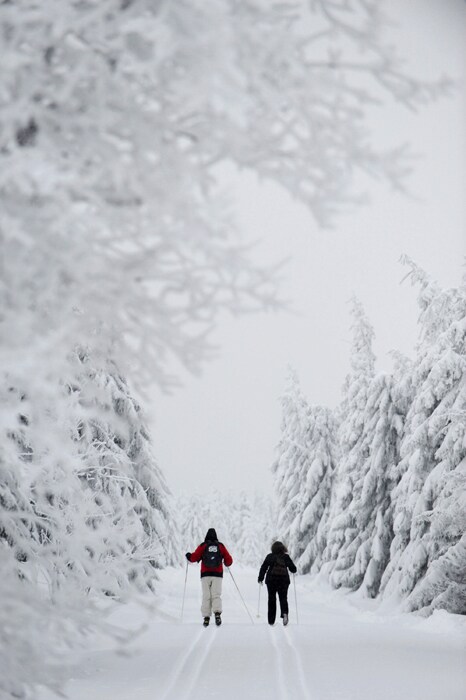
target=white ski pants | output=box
[201,576,223,617]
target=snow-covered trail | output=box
[39,567,466,700]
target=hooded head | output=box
[271,541,287,555]
[205,528,218,542]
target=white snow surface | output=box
[39,567,466,700]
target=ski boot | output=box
[283,614,289,626]
[203,617,210,627]
[214,612,222,626]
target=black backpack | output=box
[202,542,222,568]
[271,554,288,577]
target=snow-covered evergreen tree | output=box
[380,261,466,613]
[272,371,338,571]
[334,372,404,596]
[1,349,177,602]
[297,406,338,574]
[72,351,179,580]
[272,368,314,559]
[0,546,72,699]
[236,492,276,566]
[177,493,207,553]
[406,461,466,615]
[1,350,179,698]
[322,299,376,586]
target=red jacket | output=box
[188,542,233,578]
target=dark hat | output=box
[271,541,287,554]
[205,528,218,542]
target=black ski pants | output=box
[266,578,289,624]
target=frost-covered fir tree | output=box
[72,351,179,579]
[1,351,178,697]
[235,492,276,566]
[232,490,253,554]
[322,299,376,586]
[332,372,404,596]
[272,368,314,559]
[407,460,466,614]
[297,406,338,575]
[380,260,466,614]
[0,546,74,699]
[1,349,177,600]
[177,493,207,551]
[0,385,64,695]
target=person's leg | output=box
[267,581,277,625]
[201,577,213,618]
[211,577,223,614]
[277,582,290,618]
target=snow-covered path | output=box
[39,567,466,700]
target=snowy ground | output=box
[39,566,466,700]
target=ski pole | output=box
[257,583,262,618]
[181,560,189,622]
[226,568,254,624]
[293,574,299,624]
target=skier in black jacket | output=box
[258,541,297,626]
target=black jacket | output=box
[258,552,297,584]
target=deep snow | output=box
[39,567,466,700]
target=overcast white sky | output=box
[151,0,466,498]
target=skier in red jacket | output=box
[186,528,233,627]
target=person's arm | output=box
[286,554,297,574]
[258,555,271,583]
[187,543,206,563]
[220,543,233,567]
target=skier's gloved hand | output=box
[258,579,263,585]
[185,553,191,561]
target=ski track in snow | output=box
[270,624,313,700]
[159,626,216,700]
[269,625,291,700]
[283,628,313,700]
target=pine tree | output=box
[1,350,177,600]
[1,351,180,696]
[337,372,404,596]
[381,262,466,613]
[0,545,95,700]
[234,492,253,561]
[406,462,466,614]
[323,299,376,586]
[297,406,338,574]
[177,492,206,551]
[71,351,179,584]
[272,368,314,559]
[235,492,275,566]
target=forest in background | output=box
[273,258,466,616]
